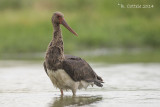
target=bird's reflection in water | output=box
[49,95,102,107]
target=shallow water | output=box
[0,61,160,107]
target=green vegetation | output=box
[0,0,160,62]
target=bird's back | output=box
[63,55,103,87]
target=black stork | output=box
[43,12,103,96]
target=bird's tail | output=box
[94,80,103,87]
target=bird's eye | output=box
[57,15,61,18]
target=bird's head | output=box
[52,12,78,36]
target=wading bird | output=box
[43,12,103,96]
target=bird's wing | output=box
[63,55,103,87]
[43,61,48,76]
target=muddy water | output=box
[0,61,160,107]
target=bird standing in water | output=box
[44,12,103,96]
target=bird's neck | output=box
[45,23,65,70]
[53,24,63,43]
[52,23,64,57]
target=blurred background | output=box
[0,0,160,63]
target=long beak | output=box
[61,18,78,36]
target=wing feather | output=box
[63,55,103,86]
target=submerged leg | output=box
[60,89,63,96]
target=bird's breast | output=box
[47,69,76,89]
[46,69,93,90]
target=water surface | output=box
[0,61,160,107]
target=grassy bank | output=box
[85,50,160,63]
[1,49,160,63]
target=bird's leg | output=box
[72,82,79,96]
[72,89,76,96]
[60,89,63,96]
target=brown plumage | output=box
[44,12,103,96]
